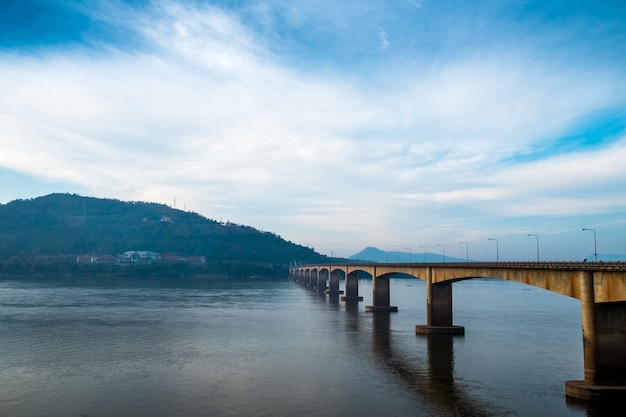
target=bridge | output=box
[289,261,626,401]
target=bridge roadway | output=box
[289,261,626,401]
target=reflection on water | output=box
[369,311,502,417]
[336,278,624,417]
[427,335,454,379]
[0,276,624,417]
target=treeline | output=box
[0,260,287,279]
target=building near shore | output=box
[118,251,161,265]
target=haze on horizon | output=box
[1,0,625,261]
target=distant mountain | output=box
[349,247,626,263]
[0,193,332,276]
[349,246,467,263]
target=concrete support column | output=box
[365,274,398,312]
[316,269,328,291]
[429,282,453,326]
[582,270,597,384]
[566,271,626,400]
[416,268,464,335]
[341,271,363,301]
[325,270,343,294]
[309,270,318,288]
[593,302,626,385]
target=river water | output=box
[0,275,620,417]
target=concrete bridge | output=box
[289,261,626,401]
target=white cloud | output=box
[1,0,626,259]
[379,29,389,51]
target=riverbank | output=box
[0,259,289,280]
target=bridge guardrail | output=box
[292,261,626,272]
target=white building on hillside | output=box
[118,251,161,265]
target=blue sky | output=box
[1,0,626,261]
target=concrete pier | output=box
[415,267,464,335]
[341,271,363,301]
[565,271,626,400]
[365,274,398,312]
[325,270,344,294]
[315,269,327,291]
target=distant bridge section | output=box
[289,262,626,401]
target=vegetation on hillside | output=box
[0,193,333,277]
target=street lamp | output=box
[437,244,446,263]
[459,241,468,262]
[582,228,597,262]
[527,234,539,262]
[488,238,499,262]
[405,247,411,263]
[419,246,427,262]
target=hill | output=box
[349,246,468,263]
[350,247,626,263]
[0,193,331,277]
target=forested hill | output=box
[0,193,329,272]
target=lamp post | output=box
[488,238,499,262]
[459,241,468,262]
[405,247,411,263]
[419,246,427,262]
[527,234,539,262]
[582,228,597,262]
[437,244,446,263]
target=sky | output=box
[1,0,626,261]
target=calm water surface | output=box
[0,276,620,416]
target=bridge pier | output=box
[316,269,328,291]
[566,271,626,400]
[341,271,363,301]
[303,270,311,287]
[416,267,464,335]
[325,270,344,294]
[365,274,398,312]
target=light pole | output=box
[527,234,539,262]
[419,246,427,262]
[459,241,468,262]
[582,228,597,262]
[488,238,499,262]
[405,247,411,263]
[437,244,446,263]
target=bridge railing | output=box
[293,261,626,272]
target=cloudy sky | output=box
[1,0,625,261]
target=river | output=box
[0,275,621,416]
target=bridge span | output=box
[289,261,626,401]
